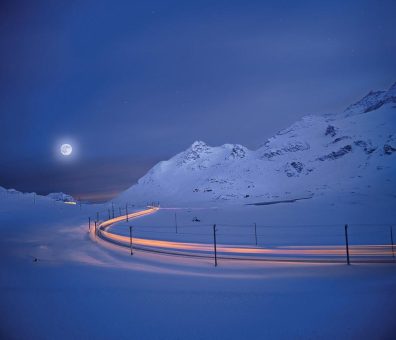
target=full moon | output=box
[60,144,72,156]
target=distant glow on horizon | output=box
[60,144,73,156]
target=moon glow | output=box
[60,144,73,156]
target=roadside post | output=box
[254,222,258,246]
[129,226,133,255]
[344,224,350,265]
[213,224,218,267]
[391,226,395,262]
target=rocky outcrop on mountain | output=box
[325,125,337,137]
[260,141,310,159]
[317,145,353,161]
[354,140,376,155]
[384,144,396,155]
[284,161,310,177]
[226,144,247,160]
[344,82,396,116]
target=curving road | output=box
[93,207,396,264]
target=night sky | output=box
[1,0,395,201]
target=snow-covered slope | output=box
[0,186,76,203]
[46,192,76,202]
[344,81,396,115]
[116,82,396,205]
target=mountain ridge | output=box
[115,82,396,205]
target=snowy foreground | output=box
[1,191,395,339]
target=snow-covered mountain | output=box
[115,82,396,205]
[46,192,76,203]
[0,186,76,203]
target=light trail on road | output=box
[93,207,396,263]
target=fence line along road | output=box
[91,207,396,266]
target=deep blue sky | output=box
[1,0,395,201]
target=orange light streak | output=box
[95,207,394,259]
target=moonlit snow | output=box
[1,83,396,339]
